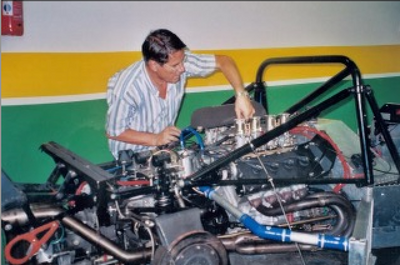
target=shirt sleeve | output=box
[184,51,217,78]
[106,71,137,137]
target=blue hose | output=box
[240,214,349,251]
[179,126,204,152]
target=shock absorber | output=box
[155,176,173,212]
[152,152,174,213]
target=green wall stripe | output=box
[2,76,400,183]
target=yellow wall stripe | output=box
[2,45,400,98]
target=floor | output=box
[229,250,348,265]
[374,247,400,265]
[228,247,400,265]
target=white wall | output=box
[2,1,400,52]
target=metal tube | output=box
[201,186,349,251]
[61,216,152,263]
[353,84,374,185]
[220,233,318,254]
[255,192,356,237]
[1,204,64,226]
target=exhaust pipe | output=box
[200,186,349,251]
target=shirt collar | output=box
[142,61,160,97]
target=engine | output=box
[2,105,371,265]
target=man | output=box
[106,29,255,159]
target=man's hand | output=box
[154,126,181,146]
[235,95,255,120]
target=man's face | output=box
[158,50,186,83]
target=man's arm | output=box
[215,55,255,120]
[107,126,181,147]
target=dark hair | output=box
[142,29,187,65]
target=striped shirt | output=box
[106,51,216,159]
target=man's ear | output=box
[148,60,160,72]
